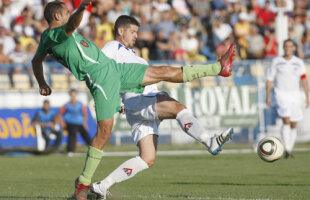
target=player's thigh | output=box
[138,134,158,165]
[125,94,159,122]
[118,62,148,93]
[155,92,186,119]
[85,69,121,121]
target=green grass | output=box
[0,149,310,200]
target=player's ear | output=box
[54,12,62,22]
[118,27,124,37]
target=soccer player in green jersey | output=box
[32,1,235,199]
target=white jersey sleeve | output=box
[101,40,160,96]
[267,56,280,82]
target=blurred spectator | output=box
[298,29,310,59]
[152,0,171,13]
[257,0,276,27]
[96,14,113,43]
[170,30,189,63]
[172,0,191,18]
[107,1,126,24]
[228,1,243,26]
[135,14,156,60]
[58,89,91,155]
[155,29,173,60]
[8,41,33,88]
[33,100,63,152]
[94,30,108,50]
[292,15,305,44]
[263,28,278,58]
[246,25,265,59]
[155,10,177,40]
[191,0,211,18]
[0,26,15,55]
[181,28,206,62]
[212,16,233,48]
[0,43,9,74]
[234,12,251,59]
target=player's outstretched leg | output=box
[175,109,234,155]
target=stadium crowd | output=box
[0,0,310,87]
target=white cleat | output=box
[208,128,234,155]
[91,182,110,200]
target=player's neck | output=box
[283,55,293,61]
[49,21,64,30]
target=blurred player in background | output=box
[33,99,62,152]
[31,1,235,199]
[266,39,310,159]
[91,15,234,199]
[58,88,91,156]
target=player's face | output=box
[283,41,296,57]
[121,24,138,49]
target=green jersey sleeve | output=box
[36,25,69,55]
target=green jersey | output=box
[36,25,114,80]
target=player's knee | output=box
[96,123,112,140]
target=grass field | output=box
[0,145,310,200]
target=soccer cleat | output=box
[284,151,294,159]
[73,178,91,200]
[218,43,235,77]
[91,182,111,200]
[208,128,234,155]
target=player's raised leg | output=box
[91,135,157,199]
[156,94,233,155]
[142,43,235,86]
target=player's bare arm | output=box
[266,80,272,106]
[32,53,51,96]
[301,77,310,108]
[65,0,93,37]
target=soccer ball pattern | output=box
[257,136,284,162]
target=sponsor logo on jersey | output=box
[80,40,89,47]
[184,122,193,132]
[123,168,133,176]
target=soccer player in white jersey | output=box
[91,15,234,199]
[266,39,310,159]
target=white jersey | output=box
[267,56,306,93]
[102,41,160,100]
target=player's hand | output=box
[266,97,271,107]
[39,84,52,96]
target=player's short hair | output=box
[44,0,65,24]
[114,15,140,38]
[283,38,296,47]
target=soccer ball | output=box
[257,136,284,162]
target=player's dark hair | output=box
[283,38,296,47]
[114,15,140,38]
[44,0,65,24]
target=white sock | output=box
[99,156,148,190]
[281,124,291,152]
[287,128,297,153]
[176,109,211,147]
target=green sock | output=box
[78,146,103,185]
[182,62,221,82]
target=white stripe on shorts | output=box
[86,73,108,100]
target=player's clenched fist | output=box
[39,84,52,96]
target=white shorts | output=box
[275,91,303,121]
[124,93,162,145]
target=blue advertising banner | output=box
[0,107,97,148]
